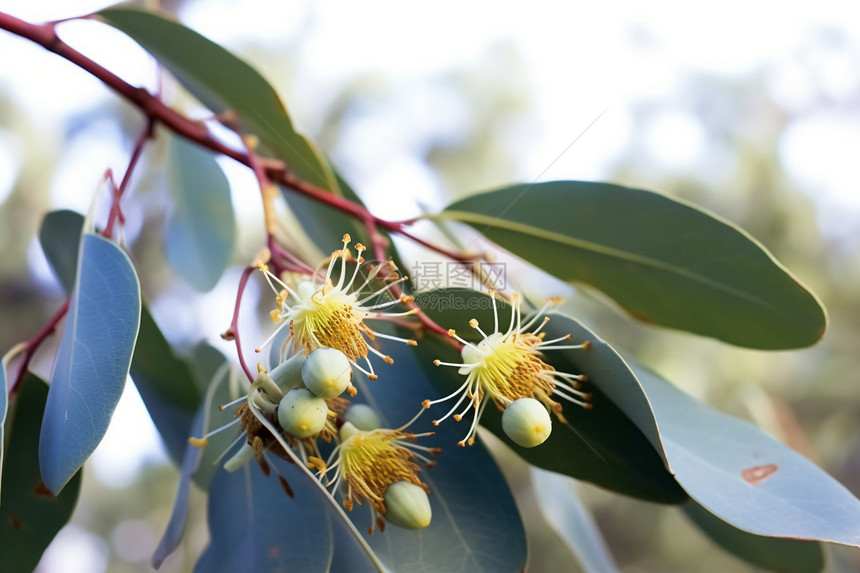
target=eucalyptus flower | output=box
[425,291,592,447]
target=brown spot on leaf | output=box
[9,516,22,530]
[33,480,54,498]
[742,463,778,485]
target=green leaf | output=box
[130,306,200,464]
[166,135,235,291]
[39,232,141,494]
[416,288,685,503]
[683,501,824,573]
[0,374,82,573]
[634,365,860,547]
[531,468,620,573]
[195,463,338,573]
[98,7,340,193]
[440,181,826,349]
[39,210,85,293]
[0,357,7,503]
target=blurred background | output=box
[1,0,859,571]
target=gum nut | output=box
[383,481,432,530]
[278,388,329,438]
[343,403,381,431]
[223,443,257,472]
[302,347,352,398]
[501,397,552,448]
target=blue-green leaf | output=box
[195,463,334,573]
[441,181,826,349]
[683,500,824,573]
[39,232,141,494]
[0,374,82,573]
[531,468,620,573]
[166,135,235,291]
[634,365,860,547]
[357,335,528,573]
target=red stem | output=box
[104,118,154,237]
[9,299,70,395]
[222,266,257,382]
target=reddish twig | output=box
[221,265,257,382]
[104,117,155,237]
[8,299,70,396]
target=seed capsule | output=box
[277,388,328,439]
[302,347,352,398]
[501,397,552,448]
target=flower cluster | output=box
[424,291,592,447]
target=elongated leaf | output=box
[416,289,685,503]
[357,335,528,572]
[634,365,860,547]
[531,468,620,573]
[683,500,824,573]
[0,358,7,503]
[39,209,200,464]
[0,374,82,573]
[441,181,826,349]
[98,7,339,193]
[152,406,205,568]
[166,135,235,291]
[39,232,141,494]
[195,463,335,573]
[39,210,85,293]
[130,305,200,465]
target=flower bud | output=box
[343,403,381,431]
[383,481,432,530]
[223,443,257,472]
[278,388,329,438]
[501,397,552,448]
[302,347,352,399]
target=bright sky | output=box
[2,1,859,571]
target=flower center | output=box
[290,279,369,361]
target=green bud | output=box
[343,403,381,431]
[383,481,432,530]
[277,388,328,439]
[501,397,552,448]
[302,347,352,398]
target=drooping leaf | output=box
[39,232,141,494]
[166,135,235,291]
[39,209,201,465]
[440,181,826,349]
[683,500,824,573]
[634,365,860,547]
[151,406,205,569]
[0,357,7,503]
[98,7,340,193]
[39,210,85,293]
[130,305,201,465]
[416,288,685,503]
[356,334,528,573]
[0,374,82,573]
[531,467,620,573]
